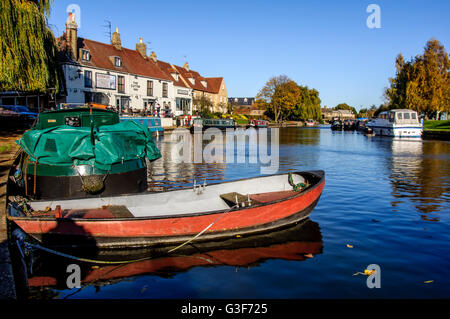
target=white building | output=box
[57,14,192,116]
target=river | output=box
[26,127,450,299]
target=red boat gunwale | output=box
[8,171,325,248]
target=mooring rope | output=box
[22,204,239,265]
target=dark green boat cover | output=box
[16,120,161,171]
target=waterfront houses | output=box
[172,63,228,113]
[56,13,225,116]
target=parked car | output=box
[1,105,37,119]
[0,105,37,128]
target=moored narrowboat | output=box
[190,118,236,133]
[9,107,161,200]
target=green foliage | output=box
[385,38,450,118]
[334,103,357,115]
[256,75,322,122]
[0,0,59,93]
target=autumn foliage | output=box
[385,39,450,118]
[256,75,322,122]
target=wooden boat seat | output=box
[249,190,298,203]
[220,192,261,208]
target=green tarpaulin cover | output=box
[17,120,161,170]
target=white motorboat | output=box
[366,109,423,138]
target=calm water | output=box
[27,127,450,299]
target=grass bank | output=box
[423,120,450,131]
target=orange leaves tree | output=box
[385,39,450,119]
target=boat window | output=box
[389,113,395,122]
[397,113,402,120]
[403,113,410,120]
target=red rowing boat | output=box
[7,171,325,249]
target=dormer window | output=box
[171,73,179,81]
[188,78,195,85]
[201,80,207,88]
[81,49,91,61]
[114,56,122,67]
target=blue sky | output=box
[48,0,449,110]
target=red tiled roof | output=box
[172,64,215,93]
[206,77,224,94]
[155,60,189,88]
[59,36,171,81]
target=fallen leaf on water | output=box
[304,253,314,258]
[236,235,242,238]
[424,280,434,284]
[364,269,376,276]
[346,244,353,248]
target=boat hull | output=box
[367,125,423,137]
[8,171,325,249]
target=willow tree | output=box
[0,0,59,93]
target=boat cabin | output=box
[35,108,119,129]
[378,109,420,125]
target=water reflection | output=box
[387,138,450,219]
[27,219,322,299]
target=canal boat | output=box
[343,119,356,131]
[366,109,423,137]
[26,219,322,288]
[305,119,315,127]
[7,171,325,249]
[120,116,164,136]
[330,120,343,130]
[247,119,268,129]
[8,106,161,200]
[190,118,236,133]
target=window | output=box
[411,113,417,120]
[397,113,402,120]
[162,82,168,98]
[403,113,410,120]
[118,75,125,93]
[114,57,122,67]
[84,70,92,88]
[147,80,153,96]
[81,49,91,61]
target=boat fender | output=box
[288,172,306,191]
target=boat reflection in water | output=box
[388,138,450,220]
[27,218,322,298]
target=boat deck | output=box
[25,174,307,219]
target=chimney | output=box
[184,62,189,71]
[65,12,78,60]
[112,27,122,50]
[136,37,147,58]
[149,51,157,62]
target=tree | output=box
[256,75,291,122]
[256,75,322,122]
[292,86,322,121]
[0,0,59,93]
[384,38,450,119]
[334,103,357,115]
[193,95,214,118]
